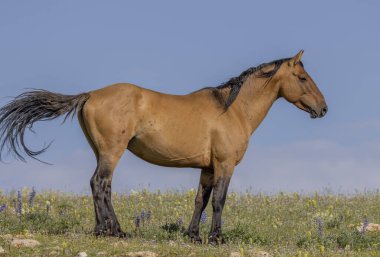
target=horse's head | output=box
[277,50,328,118]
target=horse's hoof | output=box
[208,235,225,245]
[94,229,106,237]
[114,230,131,238]
[190,236,202,244]
[94,226,128,238]
[184,231,202,244]
[109,230,125,238]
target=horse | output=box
[0,50,327,244]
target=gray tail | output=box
[0,89,90,162]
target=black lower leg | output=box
[91,171,125,237]
[186,169,213,243]
[186,184,212,242]
[209,177,231,245]
[103,182,126,237]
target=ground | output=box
[1,188,380,256]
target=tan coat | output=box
[0,50,327,242]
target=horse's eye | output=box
[298,76,307,82]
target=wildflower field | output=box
[1,188,380,256]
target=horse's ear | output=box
[289,50,304,67]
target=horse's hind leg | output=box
[79,102,133,237]
[91,152,125,237]
[185,168,213,243]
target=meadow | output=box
[0,188,380,256]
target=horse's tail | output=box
[0,89,90,162]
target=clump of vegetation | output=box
[0,188,380,256]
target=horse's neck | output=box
[233,76,280,134]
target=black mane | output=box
[208,57,295,109]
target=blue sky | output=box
[0,0,379,194]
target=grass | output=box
[1,188,380,256]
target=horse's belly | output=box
[127,134,210,168]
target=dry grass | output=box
[1,188,380,256]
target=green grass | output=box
[1,188,380,256]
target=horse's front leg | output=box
[185,168,213,243]
[208,162,233,245]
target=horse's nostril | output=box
[321,106,328,116]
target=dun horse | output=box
[0,50,327,244]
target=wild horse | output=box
[0,50,327,244]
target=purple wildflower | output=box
[147,210,152,222]
[29,187,36,207]
[46,201,51,215]
[200,210,207,224]
[361,218,369,236]
[316,217,323,237]
[15,191,22,216]
[135,214,140,229]
[141,209,146,224]
[0,204,7,212]
[177,217,183,226]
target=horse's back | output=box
[82,83,216,168]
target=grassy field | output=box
[1,188,380,256]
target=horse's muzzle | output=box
[311,105,328,119]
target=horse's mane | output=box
[205,57,300,109]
